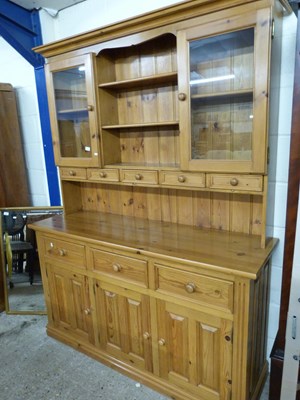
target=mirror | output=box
[0,206,63,314]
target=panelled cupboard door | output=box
[92,280,153,372]
[178,8,271,173]
[157,300,232,400]
[46,263,94,344]
[45,53,100,167]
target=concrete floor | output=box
[0,313,269,400]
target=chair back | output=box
[4,232,12,279]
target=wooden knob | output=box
[225,335,231,342]
[178,93,186,101]
[185,282,196,293]
[112,263,121,272]
[84,308,91,315]
[135,174,142,181]
[99,171,107,178]
[143,332,151,340]
[87,105,94,111]
[230,178,239,187]
[59,249,66,256]
[69,170,76,176]
[158,338,165,346]
[178,175,186,183]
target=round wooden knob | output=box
[178,93,187,101]
[99,172,107,178]
[59,249,66,256]
[135,174,142,181]
[84,308,91,315]
[185,282,196,293]
[143,332,151,340]
[178,175,186,183]
[69,170,76,176]
[87,105,94,111]
[158,338,165,346]
[112,263,121,272]
[230,178,239,187]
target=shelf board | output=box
[101,121,179,130]
[57,108,88,114]
[57,108,89,120]
[191,89,253,101]
[104,163,180,170]
[98,71,178,90]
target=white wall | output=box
[40,0,185,42]
[0,38,49,206]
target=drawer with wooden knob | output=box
[206,174,263,193]
[60,167,87,180]
[120,169,158,185]
[43,236,86,269]
[90,248,148,287]
[159,171,205,189]
[155,264,233,312]
[87,168,119,182]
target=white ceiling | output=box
[8,0,86,12]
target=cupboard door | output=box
[46,263,94,344]
[178,8,271,173]
[93,280,152,372]
[157,300,232,400]
[46,54,100,167]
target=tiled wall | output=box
[0,0,297,357]
[0,38,49,206]
[267,12,297,356]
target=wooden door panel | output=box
[46,263,94,344]
[157,300,232,399]
[50,270,70,326]
[94,280,152,371]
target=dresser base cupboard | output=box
[32,212,277,400]
[32,0,284,399]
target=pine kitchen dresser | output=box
[30,0,284,399]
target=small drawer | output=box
[90,249,148,288]
[159,171,205,188]
[87,168,119,182]
[43,236,86,269]
[60,167,87,180]
[120,169,158,185]
[156,264,233,313]
[206,174,263,192]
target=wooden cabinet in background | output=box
[0,83,30,207]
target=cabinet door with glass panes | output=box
[178,8,271,173]
[45,54,100,167]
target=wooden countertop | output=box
[30,211,278,279]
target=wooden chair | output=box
[3,212,34,286]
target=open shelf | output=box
[99,72,177,90]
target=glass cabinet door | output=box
[46,54,100,167]
[178,9,271,173]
